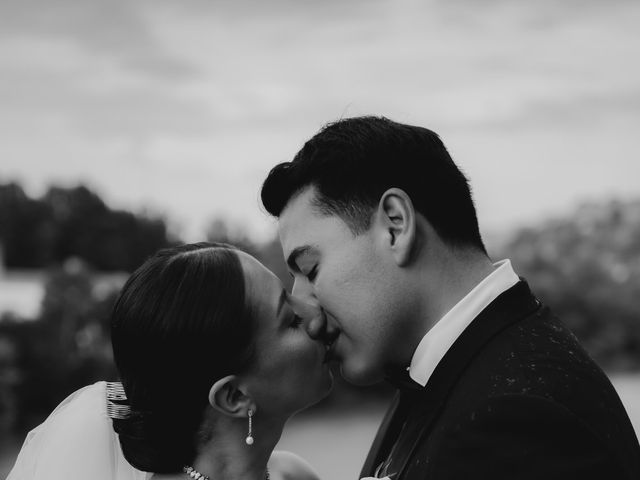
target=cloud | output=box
[0,0,638,241]
[0,0,198,79]
[0,35,211,141]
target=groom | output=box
[260,116,640,479]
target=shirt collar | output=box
[408,259,519,387]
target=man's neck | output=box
[421,251,496,338]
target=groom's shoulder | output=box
[269,451,321,480]
[495,303,600,380]
[468,304,608,393]
[444,303,623,427]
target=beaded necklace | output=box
[183,465,270,480]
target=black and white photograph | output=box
[1,1,639,479]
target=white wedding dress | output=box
[7,381,152,480]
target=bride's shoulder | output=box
[268,450,321,480]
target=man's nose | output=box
[305,308,328,341]
[289,288,327,341]
[291,277,314,301]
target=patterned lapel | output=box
[365,281,541,479]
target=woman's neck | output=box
[188,414,286,480]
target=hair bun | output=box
[107,381,197,473]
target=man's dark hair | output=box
[261,116,486,253]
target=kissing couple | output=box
[9,116,640,480]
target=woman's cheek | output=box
[292,336,316,369]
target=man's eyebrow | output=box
[276,289,287,316]
[286,245,312,272]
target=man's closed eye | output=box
[305,265,318,282]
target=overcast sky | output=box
[1,0,639,243]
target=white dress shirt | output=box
[408,259,520,387]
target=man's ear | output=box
[377,188,416,266]
[208,375,255,418]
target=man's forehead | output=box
[278,188,320,251]
[281,187,317,220]
[277,186,356,258]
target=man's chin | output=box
[339,363,384,386]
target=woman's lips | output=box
[323,336,338,364]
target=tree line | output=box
[0,182,173,272]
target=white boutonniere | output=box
[360,474,396,480]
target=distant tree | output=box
[0,182,175,271]
[1,261,119,434]
[499,199,640,371]
[0,183,53,268]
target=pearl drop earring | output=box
[245,409,254,445]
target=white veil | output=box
[7,381,152,480]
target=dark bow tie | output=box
[384,366,424,392]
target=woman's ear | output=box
[377,188,416,267]
[208,375,255,418]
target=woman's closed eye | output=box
[289,314,303,329]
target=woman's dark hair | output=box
[261,115,486,253]
[110,242,255,473]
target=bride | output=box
[8,242,334,480]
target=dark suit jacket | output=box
[360,281,640,479]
